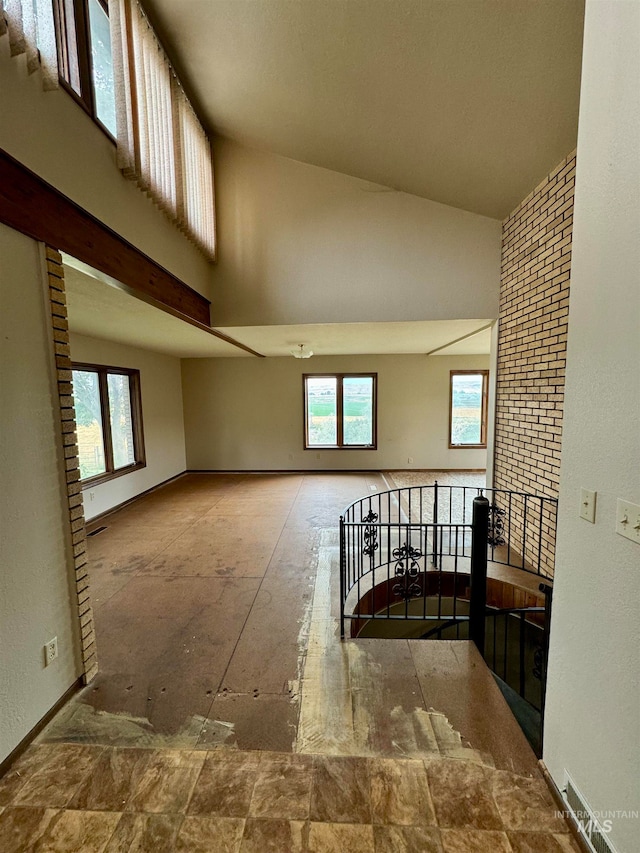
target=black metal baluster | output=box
[519,611,526,700]
[522,495,528,570]
[503,613,509,683]
[492,613,497,671]
[433,481,439,568]
[386,522,391,619]
[469,495,489,654]
[507,491,512,565]
[422,524,428,622]
[537,499,544,576]
[356,523,361,627]
[453,524,458,624]
[340,516,345,638]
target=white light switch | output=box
[616,499,640,545]
[579,489,597,523]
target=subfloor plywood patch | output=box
[294,529,486,762]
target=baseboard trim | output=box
[85,471,187,529]
[186,468,487,475]
[187,469,390,474]
[0,677,83,778]
[85,469,487,528]
[85,469,488,525]
[538,760,592,853]
[368,468,487,475]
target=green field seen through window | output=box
[307,376,373,446]
[451,374,484,445]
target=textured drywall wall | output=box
[209,139,501,327]
[69,335,186,520]
[543,3,640,851]
[0,224,80,763]
[181,353,489,471]
[0,36,211,299]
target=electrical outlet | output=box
[408,457,414,465]
[616,499,640,545]
[88,491,95,502]
[579,488,597,523]
[44,637,58,666]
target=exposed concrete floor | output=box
[1,473,581,851]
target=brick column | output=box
[45,246,97,683]
[493,152,576,577]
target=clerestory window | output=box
[49,0,216,259]
[53,0,117,136]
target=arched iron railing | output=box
[339,482,557,639]
[339,482,557,755]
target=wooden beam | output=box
[0,147,211,326]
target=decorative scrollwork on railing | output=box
[488,503,506,547]
[362,509,379,556]
[391,542,423,601]
[533,644,545,681]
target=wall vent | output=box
[563,772,618,853]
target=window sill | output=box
[305,446,377,451]
[58,77,117,145]
[449,444,487,450]
[80,461,145,489]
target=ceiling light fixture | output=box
[291,343,313,359]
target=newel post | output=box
[469,494,490,655]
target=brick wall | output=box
[46,247,97,682]
[493,152,576,577]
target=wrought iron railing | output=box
[339,481,557,755]
[422,604,549,711]
[340,482,557,638]
[420,596,552,755]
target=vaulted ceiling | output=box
[67,1,585,357]
[147,0,585,220]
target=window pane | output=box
[451,374,484,445]
[54,0,82,94]
[72,370,106,479]
[88,0,116,135]
[343,377,374,446]
[107,373,136,470]
[306,377,337,446]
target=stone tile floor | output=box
[0,743,579,852]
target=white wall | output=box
[182,354,489,471]
[543,3,640,852]
[0,224,81,764]
[69,334,187,520]
[210,139,501,327]
[484,320,499,489]
[0,37,211,299]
